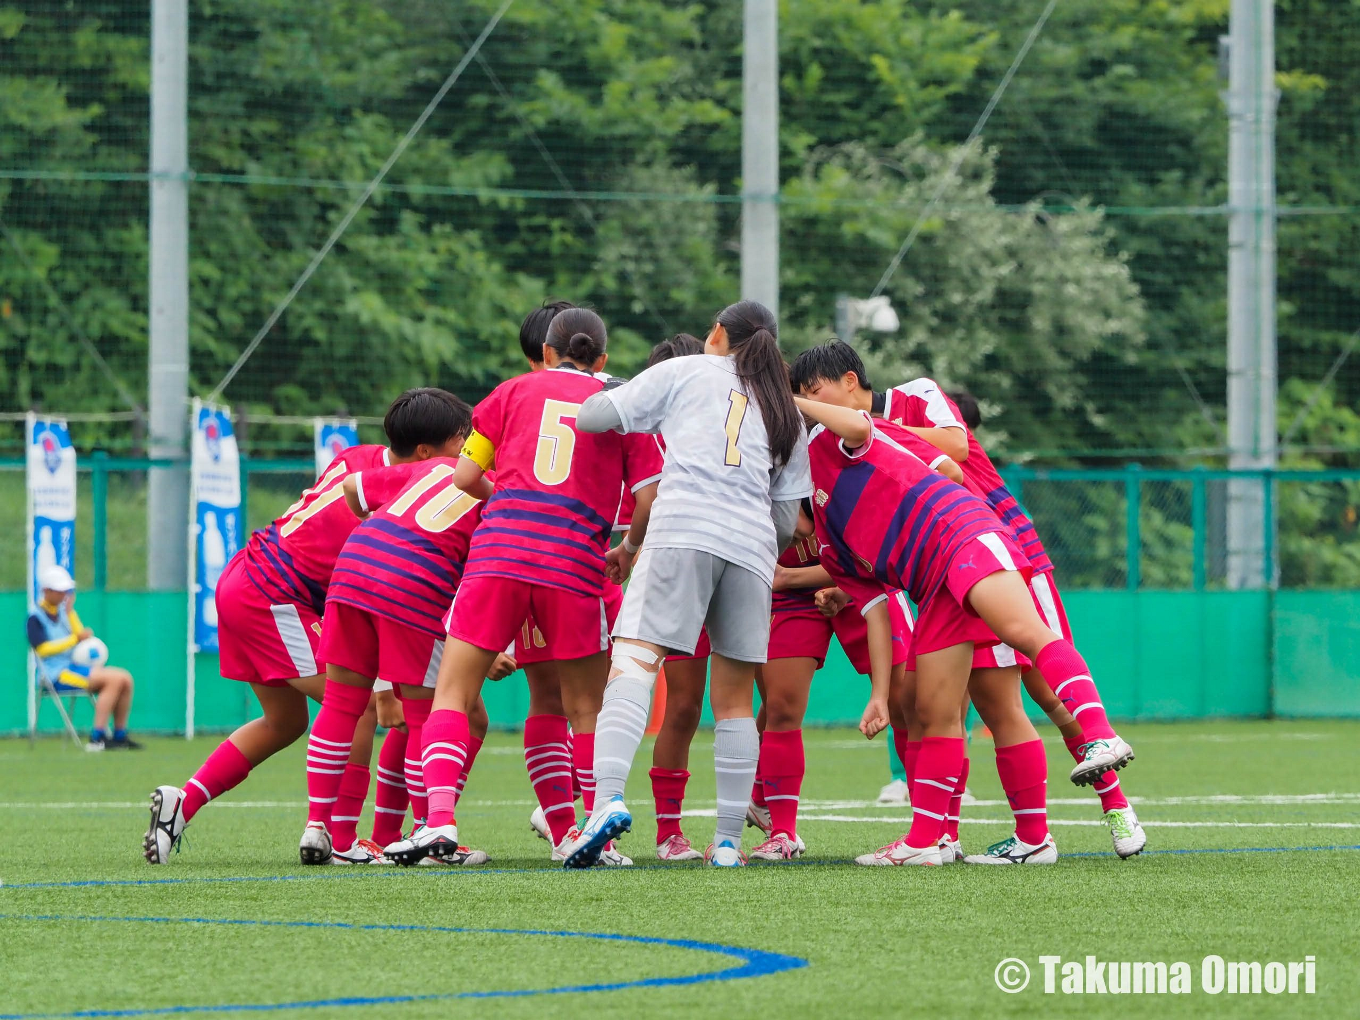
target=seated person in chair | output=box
[28,565,141,751]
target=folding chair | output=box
[30,653,94,749]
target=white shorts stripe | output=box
[270,603,319,678]
[1030,573,1064,636]
[977,532,1017,572]
[423,639,444,688]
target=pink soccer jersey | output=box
[807,415,1011,609]
[328,457,486,637]
[883,379,1054,574]
[239,444,389,614]
[460,367,661,598]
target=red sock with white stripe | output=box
[906,736,963,848]
[649,768,689,843]
[1064,737,1129,811]
[572,731,596,813]
[945,757,969,841]
[400,696,432,825]
[330,763,370,852]
[750,731,768,809]
[759,729,804,839]
[454,736,484,807]
[182,739,252,821]
[996,740,1049,845]
[1035,641,1116,741]
[305,681,372,828]
[524,714,575,843]
[372,727,409,844]
[422,709,470,828]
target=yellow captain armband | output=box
[461,430,496,471]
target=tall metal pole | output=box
[148,0,190,590]
[1225,0,1277,589]
[741,0,779,318]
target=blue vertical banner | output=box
[190,399,242,655]
[26,414,76,606]
[315,418,358,477]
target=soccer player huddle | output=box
[144,298,1146,870]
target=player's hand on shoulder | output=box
[814,586,849,618]
[487,652,518,682]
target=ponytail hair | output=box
[715,300,801,465]
[647,332,704,368]
[545,307,608,368]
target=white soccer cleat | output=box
[964,833,1058,865]
[749,833,802,861]
[960,787,978,806]
[299,822,334,865]
[937,836,964,864]
[705,840,747,867]
[656,834,704,861]
[329,838,386,865]
[1105,808,1147,859]
[855,836,942,866]
[529,804,551,842]
[143,785,188,864]
[85,738,106,753]
[877,778,910,804]
[551,827,583,863]
[417,843,490,866]
[1069,736,1136,786]
[384,823,460,866]
[564,795,632,869]
[745,799,772,836]
[598,841,633,867]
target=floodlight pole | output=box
[147,0,191,590]
[741,0,779,318]
[1224,0,1277,589]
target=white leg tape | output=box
[611,641,661,683]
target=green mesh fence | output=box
[1,0,1357,465]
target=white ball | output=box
[71,637,109,670]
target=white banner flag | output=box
[26,414,76,606]
[314,418,359,478]
[189,400,242,656]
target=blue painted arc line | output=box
[2,842,1359,891]
[0,914,808,1019]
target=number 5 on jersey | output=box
[535,399,580,485]
[724,390,749,467]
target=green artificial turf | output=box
[2,721,1358,1018]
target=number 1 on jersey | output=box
[724,390,749,467]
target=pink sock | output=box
[1036,641,1115,741]
[1065,737,1129,811]
[524,714,575,843]
[305,681,372,825]
[573,731,596,813]
[760,729,805,839]
[372,727,409,845]
[996,740,1049,845]
[454,736,484,807]
[650,768,689,843]
[750,731,767,808]
[901,738,922,790]
[182,739,252,821]
[330,763,370,852]
[422,709,470,828]
[400,696,432,825]
[906,736,963,848]
[945,757,970,841]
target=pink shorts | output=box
[833,591,913,675]
[1027,571,1071,641]
[767,604,834,667]
[321,600,443,688]
[216,555,322,687]
[449,575,608,662]
[515,580,621,665]
[666,628,711,663]
[907,533,1030,668]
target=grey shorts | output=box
[613,547,772,663]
